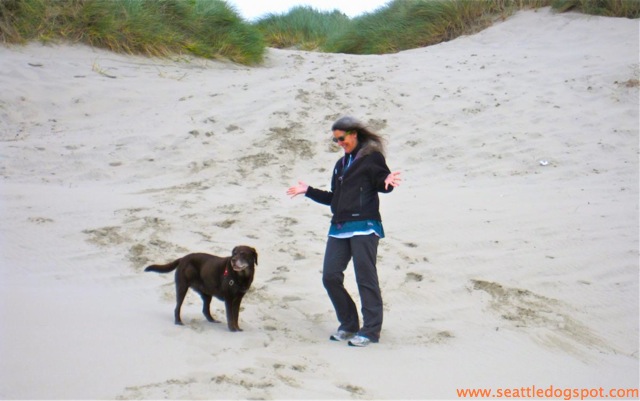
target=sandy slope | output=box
[1,8,638,400]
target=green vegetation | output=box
[1,0,638,65]
[0,0,265,64]
[255,6,350,51]
[322,0,553,54]
[261,0,638,54]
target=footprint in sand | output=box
[471,279,617,358]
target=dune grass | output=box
[0,0,265,64]
[1,0,637,65]
[323,0,552,54]
[254,6,350,51]
[264,0,638,54]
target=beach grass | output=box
[0,0,266,64]
[264,0,638,54]
[254,6,350,51]
[1,0,637,65]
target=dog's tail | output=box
[145,259,180,274]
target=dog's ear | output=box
[252,248,258,265]
[231,246,238,255]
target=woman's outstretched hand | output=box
[384,171,402,190]
[287,181,309,198]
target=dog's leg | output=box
[226,295,244,332]
[232,296,243,331]
[174,282,189,325]
[200,293,219,323]
[225,298,239,331]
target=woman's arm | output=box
[369,152,401,192]
[305,186,333,205]
[287,181,333,205]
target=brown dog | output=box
[145,246,257,331]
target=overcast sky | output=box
[227,0,391,21]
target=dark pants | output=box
[322,234,383,342]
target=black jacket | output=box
[305,141,393,223]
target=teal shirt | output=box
[328,220,385,239]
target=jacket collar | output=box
[345,142,363,158]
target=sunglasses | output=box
[332,131,353,143]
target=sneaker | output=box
[348,335,372,347]
[330,330,355,342]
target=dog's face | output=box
[230,246,258,273]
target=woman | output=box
[287,116,401,347]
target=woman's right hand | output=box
[287,181,309,198]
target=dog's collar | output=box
[224,263,235,287]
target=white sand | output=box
[1,8,638,400]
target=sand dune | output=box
[1,8,638,399]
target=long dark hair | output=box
[331,116,386,156]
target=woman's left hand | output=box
[384,171,402,190]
